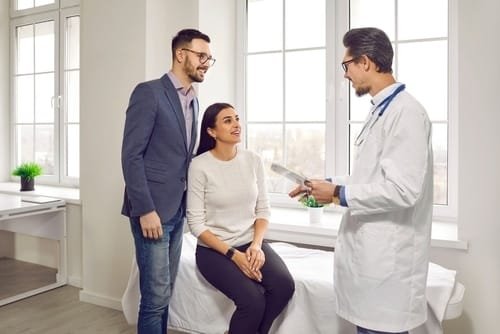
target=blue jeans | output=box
[130,206,184,334]
[357,326,409,334]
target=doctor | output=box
[290,27,433,334]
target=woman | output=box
[187,103,295,334]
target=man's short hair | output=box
[343,27,393,73]
[171,29,211,58]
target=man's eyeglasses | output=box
[182,48,216,66]
[341,57,359,73]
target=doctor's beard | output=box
[355,86,370,97]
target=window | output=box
[245,0,328,195]
[15,0,55,11]
[243,0,456,218]
[10,0,80,185]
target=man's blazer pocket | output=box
[144,160,169,183]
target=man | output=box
[121,28,215,334]
[290,27,433,334]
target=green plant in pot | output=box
[299,194,325,224]
[12,162,43,191]
[299,194,324,208]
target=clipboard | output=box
[270,162,308,185]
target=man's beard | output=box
[355,86,370,97]
[188,72,204,83]
[184,61,206,83]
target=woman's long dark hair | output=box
[196,102,234,156]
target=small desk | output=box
[0,193,66,306]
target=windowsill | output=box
[0,182,80,205]
[268,207,468,250]
[0,182,466,250]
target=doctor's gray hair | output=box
[343,27,393,73]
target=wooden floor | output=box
[0,258,188,334]
[0,285,138,333]
[0,257,57,300]
[0,285,189,334]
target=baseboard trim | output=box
[79,289,123,311]
[68,275,82,288]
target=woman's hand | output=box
[246,243,265,271]
[232,250,262,282]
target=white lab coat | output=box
[333,83,433,332]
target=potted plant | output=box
[299,194,324,224]
[12,162,43,191]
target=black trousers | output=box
[196,242,295,334]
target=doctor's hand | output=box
[232,250,263,282]
[139,210,163,240]
[304,179,337,205]
[288,184,311,198]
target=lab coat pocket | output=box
[353,223,396,279]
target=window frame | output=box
[9,0,80,187]
[238,0,458,221]
[59,6,79,185]
[10,0,59,17]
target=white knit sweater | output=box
[187,149,271,247]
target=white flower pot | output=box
[308,206,324,225]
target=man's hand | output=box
[288,184,311,198]
[288,180,338,205]
[305,179,337,204]
[139,211,163,239]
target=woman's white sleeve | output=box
[186,162,209,237]
[254,155,271,220]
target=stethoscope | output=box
[354,84,406,147]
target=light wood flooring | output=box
[0,258,187,334]
[0,257,57,300]
[0,285,189,334]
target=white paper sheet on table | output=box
[122,233,459,334]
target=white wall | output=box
[79,0,201,308]
[433,0,500,333]
[0,1,9,181]
[198,0,237,110]
[66,203,83,286]
[80,0,147,307]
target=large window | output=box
[245,0,328,194]
[10,0,80,185]
[243,0,456,218]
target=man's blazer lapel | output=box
[161,74,188,150]
[188,97,199,155]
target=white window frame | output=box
[59,6,79,185]
[9,0,80,186]
[10,0,59,17]
[238,0,458,221]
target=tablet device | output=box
[270,162,307,185]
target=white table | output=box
[0,193,67,306]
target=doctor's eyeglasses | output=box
[341,57,359,72]
[182,48,216,66]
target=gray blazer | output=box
[121,74,198,222]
